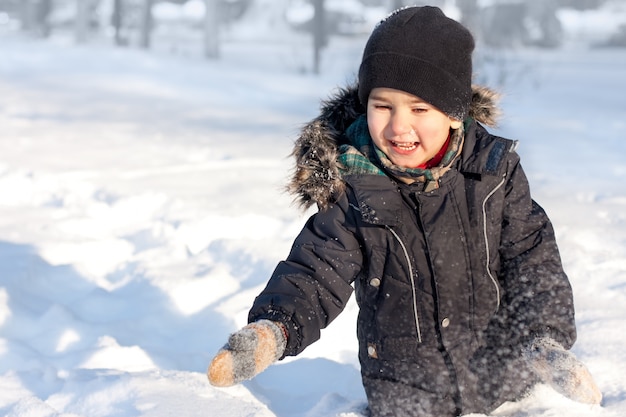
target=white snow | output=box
[1,6,626,417]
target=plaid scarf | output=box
[338,115,465,188]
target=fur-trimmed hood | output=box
[288,84,502,210]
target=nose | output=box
[388,111,415,140]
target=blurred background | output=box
[2,0,626,74]
[1,3,625,416]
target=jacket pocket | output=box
[374,274,419,340]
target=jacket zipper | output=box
[482,173,507,312]
[385,226,423,344]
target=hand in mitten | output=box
[208,319,287,387]
[523,337,602,405]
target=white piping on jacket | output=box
[482,174,507,312]
[386,226,423,344]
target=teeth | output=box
[391,141,417,150]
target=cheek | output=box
[422,124,447,139]
[420,119,452,143]
[366,114,385,138]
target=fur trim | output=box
[288,84,501,210]
[469,85,501,128]
[287,119,345,211]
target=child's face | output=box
[367,87,462,169]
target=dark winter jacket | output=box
[249,85,576,413]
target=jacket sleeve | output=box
[248,192,363,357]
[497,155,577,349]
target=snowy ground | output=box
[1,14,626,417]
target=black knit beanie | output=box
[358,6,475,121]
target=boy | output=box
[208,6,601,416]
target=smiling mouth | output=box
[390,140,418,151]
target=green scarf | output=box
[338,115,466,189]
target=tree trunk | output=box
[140,0,154,49]
[457,0,480,40]
[112,0,124,46]
[204,0,219,59]
[312,0,325,74]
[20,0,33,32]
[75,0,89,43]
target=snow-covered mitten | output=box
[523,337,602,405]
[208,319,287,387]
